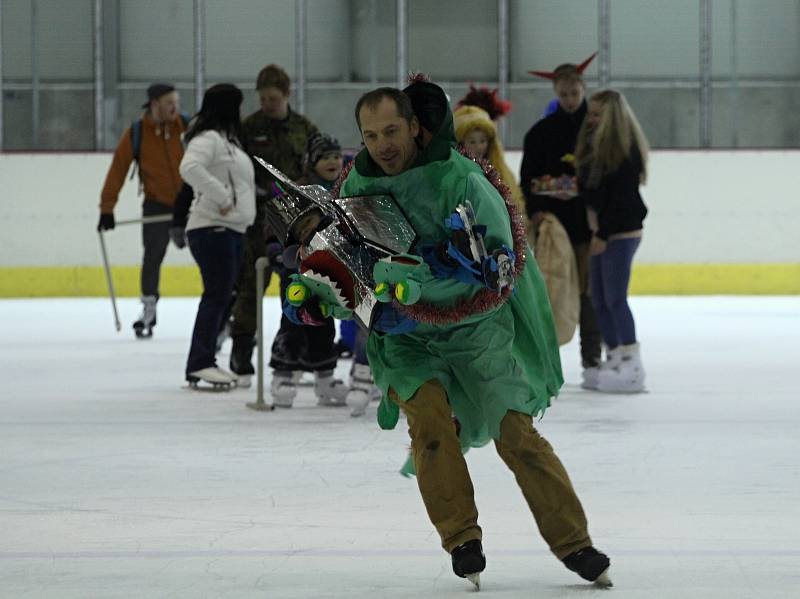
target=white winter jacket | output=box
[180,130,256,234]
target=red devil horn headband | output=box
[527,51,598,79]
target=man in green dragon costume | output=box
[289,79,612,590]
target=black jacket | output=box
[519,101,591,244]
[581,146,648,241]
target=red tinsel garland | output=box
[393,149,527,326]
[331,148,527,327]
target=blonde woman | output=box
[452,104,525,213]
[575,89,649,393]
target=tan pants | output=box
[391,380,591,559]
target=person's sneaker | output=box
[451,539,485,589]
[562,546,612,586]
[271,373,297,408]
[314,373,348,407]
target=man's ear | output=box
[409,116,420,138]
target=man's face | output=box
[152,91,180,122]
[359,97,419,176]
[554,80,585,114]
[259,86,290,119]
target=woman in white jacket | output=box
[179,84,256,387]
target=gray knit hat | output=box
[303,132,341,172]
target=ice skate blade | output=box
[185,381,233,392]
[465,573,480,590]
[594,568,613,587]
[134,327,153,339]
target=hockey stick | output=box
[247,256,275,411]
[98,229,122,331]
[115,214,173,227]
[97,214,173,332]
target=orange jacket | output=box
[99,113,186,213]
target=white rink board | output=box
[1,296,799,598]
[1,150,799,266]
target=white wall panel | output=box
[119,0,194,80]
[2,151,799,267]
[205,0,294,82]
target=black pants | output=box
[186,227,243,375]
[269,267,338,373]
[141,200,173,298]
[574,241,603,368]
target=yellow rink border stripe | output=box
[0,263,798,297]
[0,266,281,298]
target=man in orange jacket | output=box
[98,83,187,338]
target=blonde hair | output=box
[452,105,525,211]
[575,89,649,185]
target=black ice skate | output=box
[451,539,486,590]
[562,546,612,587]
[133,295,157,339]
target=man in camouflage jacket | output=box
[228,64,318,383]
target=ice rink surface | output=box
[1,296,798,598]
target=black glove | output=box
[97,213,115,231]
[169,226,187,249]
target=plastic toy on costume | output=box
[254,157,518,337]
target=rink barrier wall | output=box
[1,263,798,297]
[1,150,798,296]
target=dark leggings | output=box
[589,237,641,349]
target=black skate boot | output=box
[451,539,486,590]
[133,295,157,339]
[562,546,612,587]
[230,335,256,388]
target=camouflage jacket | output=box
[242,106,318,195]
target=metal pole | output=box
[598,0,611,88]
[193,0,206,111]
[730,0,738,147]
[497,0,509,143]
[93,0,104,149]
[699,0,712,147]
[247,256,275,411]
[295,0,306,114]
[368,0,377,85]
[0,0,4,151]
[396,0,407,88]
[31,0,40,148]
[98,230,122,332]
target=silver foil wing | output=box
[333,194,417,255]
[305,194,417,329]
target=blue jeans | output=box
[590,237,640,349]
[186,227,243,375]
[354,325,369,366]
